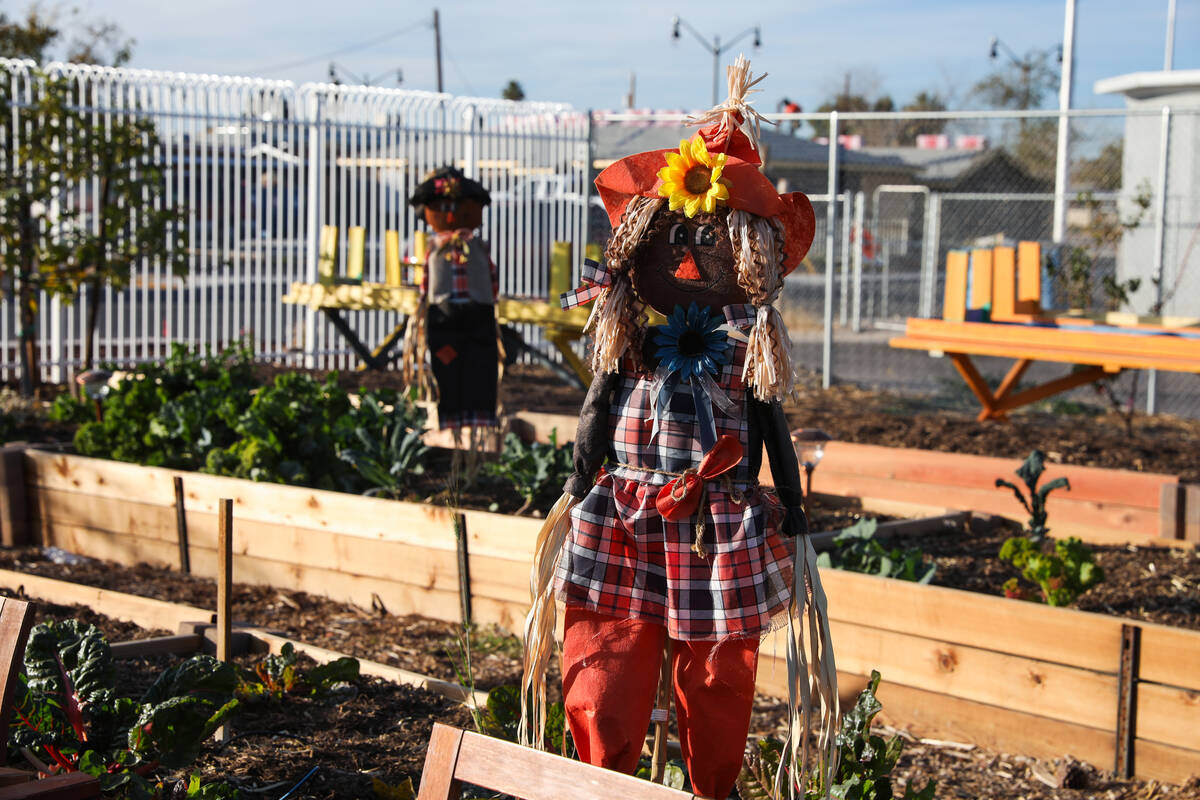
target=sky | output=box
[61,0,1200,114]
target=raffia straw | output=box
[779,536,840,799]
[399,296,438,403]
[686,54,772,153]
[519,492,578,749]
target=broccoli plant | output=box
[999,535,1104,607]
[995,450,1069,545]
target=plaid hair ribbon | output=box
[559,259,612,310]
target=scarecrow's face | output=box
[423,198,484,233]
[631,209,748,316]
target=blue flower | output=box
[652,303,731,381]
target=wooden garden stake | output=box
[216,498,233,743]
[649,642,673,784]
[174,476,190,574]
[453,512,472,626]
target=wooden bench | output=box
[0,597,100,800]
[417,723,697,800]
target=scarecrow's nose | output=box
[674,250,701,280]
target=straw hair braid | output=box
[729,209,795,401]
[589,196,662,374]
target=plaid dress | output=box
[555,303,793,641]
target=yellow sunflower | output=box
[657,137,730,217]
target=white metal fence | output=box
[2,61,1198,416]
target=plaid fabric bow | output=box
[434,229,474,264]
[559,258,612,310]
[654,434,744,522]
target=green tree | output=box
[0,9,182,392]
[897,90,948,145]
[501,80,525,101]
[972,46,1061,179]
[1073,140,1123,191]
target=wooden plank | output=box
[0,568,210,633]
[384,230,402,286]
[942,251,968,321]
[969,249,993,310]
[0,772,100,799]
[1133,737,1200,785]
[772,618,1121,731]
[892,334,1200,374]
[809,472,1162,541]
[1186,485,1200,544]
[1159,483,1185,540]
[462,509,541,561]
[110,634,204,659]
[990,246,1016,321]
[417,723,464,800]
[0,446,28,547]
[1140,624,1200,690]
[1017,240,1041,310]
[450,726,696,800]
[948,354,997,415]
[25,451,460,549]
[318,225,338,285]
[345,226,365,281]
[216,499,232,666]
[756,664,1117,776]
[0,597,34,748]
[1136,681,1200,751]
[904,317,1200,363]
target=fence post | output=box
[822,112,839,390]
[302,88,324,369]
[0,446,28,547]
[839,193,851,327]
[1147,105,1172,415]
[851,191,865,332]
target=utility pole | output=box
[625,72,636,110]
[670,16,760,106]
[433,8,444,93]
[1052,0,1077,246]
[1164,0,1177,70]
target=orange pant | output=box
[561,605,759,800]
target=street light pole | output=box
[671,16,761,106]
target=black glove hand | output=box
[782,504,809,538]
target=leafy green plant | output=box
[73,343,258,470]
[338,392,429,498]
[484,429,574,514]
[204,372,353,490]
[236,643,360,704]
[816,520,936,584]
[737,671,935,800]
[999,535,1104,606]
[995,450,1069,545]
[8,620,239,796]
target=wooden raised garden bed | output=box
[5,447,1200,784]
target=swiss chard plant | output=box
[995,449,1069,545]
[236,642,360,704]
[8,620,240,797]
[999,535,1104,606]
[338,392,430,498]
[484,429,574,515]
[816,520,936,584]
[737,671,936,800]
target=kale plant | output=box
[816,519,936,584]
[737,671,936,800]
[236,642,360,704]
[995,449,1069,545]
[338,392,429,498]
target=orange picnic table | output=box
[890,317,1200,420]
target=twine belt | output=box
[611,461,753,560]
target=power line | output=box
[248,20,429,75]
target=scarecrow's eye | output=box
[696,224,716,247]
[669,223,688,246]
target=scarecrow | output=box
[401,167,500,435]
[521,58,838,800]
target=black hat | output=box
[409,166,491,208]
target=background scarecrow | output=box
[402,167,501,436]
[522,58,839,800]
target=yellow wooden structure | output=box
[892,240,1200,420]
[282,226,601,382]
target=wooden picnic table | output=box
[889,317,1200,420]
[281,280,595,384]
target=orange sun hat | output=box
[594,66,815,275]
